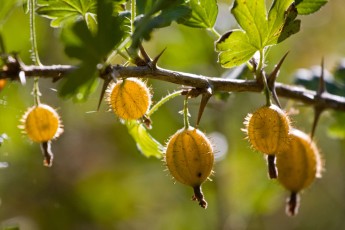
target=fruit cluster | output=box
[243,104,323,216]
[14,74,323,215]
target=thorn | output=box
[139,44,152,64]
[97,77,112,111]
[311,57,326,139]
[268,51,289,87]
[196,87,212,127]
[151,47,167,69]
[267,52,289,108]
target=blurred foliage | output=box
[1,0,345,230]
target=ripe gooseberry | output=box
[107,78,151,120]
[165,127,214,208]
[243,104,290,178]
[276,128,323,216]
[21,104,63,143]
[20,104,63,167]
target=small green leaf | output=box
[125,120,164,158]
[216,0,300,68]
[295,0,328,15]
[178,0,218,29]
[328,112,345,139]
[231,0,268,49]
[36,0,97,30]
[216,30,257,68]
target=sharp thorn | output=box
[139,44,151,64]
[196,87,213,127]
[97,78,112,111]
[268,51,289,87]
[151,47,167,68]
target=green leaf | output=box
[295,0,328,15]
[216,0,300,68]
[36,0,97,30]
[125,120,164,158]
[59,0,126,101]
[178,0,218,29]
[216,30,257,68]
[231,0,268,49]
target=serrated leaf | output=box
[216,0,300,68]
[216,30,257,68]
[36,0,97,30]
[125,120,164,158]
[231,0,268,49]
[178,0,218,29]
[295,0,328,15]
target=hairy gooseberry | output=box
[244,104,290,178]
[21,104,63,143]
[165,127,214,208]
[276,128,323,216]
[107,78,151,120]
[20,104,63,167]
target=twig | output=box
[1,63,345,112]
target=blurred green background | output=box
[1,1,345,230]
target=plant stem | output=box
[183,96,190,129]
[147,90,183,117]
[131,0,136,35]
[209,27,221,39]
[29,0,41,106]
[257,49,271,106]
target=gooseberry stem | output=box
[41,141,53,167]
[183,96,190,129]
[147,90,183,117]
[192,186,207,209]
[29,0,41,106]
[286,192,300,216]
[267,155,277,179]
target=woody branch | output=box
[1,61,345,112]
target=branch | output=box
[1,63,345,112]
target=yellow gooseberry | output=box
[165,127,214,208]
[107,78,151,120]
[276,128,323,216]
[21,104,63,143]
[243,104,291,178]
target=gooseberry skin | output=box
[244,104,290,154]
[22,104,62,143]
[276,129,322,216]
[165,127,214,187]
[108,78,151,120]
[276,129,322,192]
